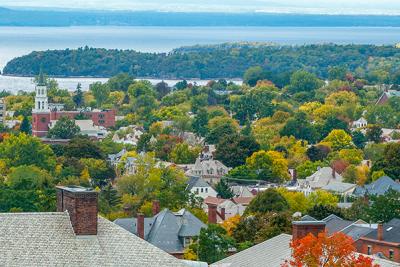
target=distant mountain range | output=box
[1,7,400,27]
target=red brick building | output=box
[32,76,116,137]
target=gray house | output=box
[115,207,206,257]
[353,176,400,196]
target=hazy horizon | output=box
[2,0,400,15]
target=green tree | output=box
[369,190,400,222]
[307,204,343,220]
[296,160,325,179]
[352,130,367,149]
[215,134,260,168]
[63,136,104,159]
[99,184,121,214]
[0,133,56,171]
[280,112,317,143]
[287,70,323,95]
[371,143,400,179]
[205,116,239,144]
[47,116,80,139]
[197,224,234,264]
[215,180,234,199]
[243,66,269,87]
[366,125,383,143]
[328,66,347,81]
[192,108,209,137]
[7,165,53,190]
[20,116,31,134]
[245,188,289,215]
[80,158,115,188]
[306,145,330,162]
[73,83,84,107]
[169,143,200,164]
[90,82,110,107]
[107,73,134,92]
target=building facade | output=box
[32,74,116,137]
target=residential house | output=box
[352,117,368,129]
[203,196,247,222]
[376,89,400,105]
[186,176,217,199]
[297,167,343,195]
[381,128,400,142]
[0,98,5,124]
[48,119,108,139]
[357,219,400,262]
[230,185,254,198]
[211,217,397,267]
[112,125,144,146]
[0,186,185,266]
[114,202,206,258]
[187,156,230,185]
[107,148,127,167]
[353,176,400,196]
[181,131,204,146]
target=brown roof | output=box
[233,197,254,205]
[204,196,227,205]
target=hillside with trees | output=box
[4,44,400,84]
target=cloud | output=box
[1,0,400,14]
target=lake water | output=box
[0,26,400,92]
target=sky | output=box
[2,0,400,15]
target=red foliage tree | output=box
[282,231,378,267]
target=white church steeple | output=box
[33,70,50,113]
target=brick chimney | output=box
[218,207,226,221]
[137,213,145,239]
[292,221,326,241]
[56,186,98,235]
[207,204,217,224]
[377,223,384,241]
[152,200,160,216]
[331,167,336,179]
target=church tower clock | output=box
[32,71,51,137]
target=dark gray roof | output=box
[186,176,211,190]
[0,212,185,266]
[115,209,206,253]
[322,214,354,235]
[341,225,374,241]
[212,233,398,267]
[300,215,317,221]
[363,219,400,243]
[353,176,400,196]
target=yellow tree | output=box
[321,129,353,151]
[221,215,241,236]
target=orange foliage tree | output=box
[282,231,379,267]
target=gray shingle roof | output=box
[363,218,400,243]
[211,234,292,267]
[341,225,374,241]
[211,233,399,267]
[322,214,354,235]
[0,212,185,266]
[353,176,400,196]
[186,176,211,190]
[115,209,206,254]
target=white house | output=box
[352,117,368,129]
[203,196,247,223]
[186,157,230,185]
[297,167,343,195]
[186,176,217,199]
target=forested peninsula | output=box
[4,43,400,84]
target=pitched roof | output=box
[211,234,292,267]
[186,176,211,190]
[341,225,375,241]
[232,197,254,206]
[211,233,398,267]
[300,215,317,221]
[322,214,354,235]
[353,176,400,196]
[115,209,206,253]
[304,167,342,189]
[204,196,227,206]
[362,219,400,244]
[322,181,356,194]
[0,212,185,266]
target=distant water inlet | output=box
[0,75,242,93]
[1,26,400,70]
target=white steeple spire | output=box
[33,71,50,113]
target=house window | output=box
[201,188,204,193]
[195,188,199,194]
[99,114,105,118]
[99,120,105,124]
[389,250,394,260]
[40,117,46,123]
[205,188,208,193]
[367,246,372,255]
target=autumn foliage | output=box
[282,231,379,267]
